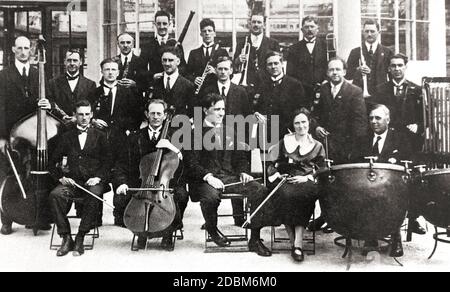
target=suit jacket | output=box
[202,83,251,116]
[150,75,195,117]
[314,80,368,163]
[49,127,112,183]
[140,37,187,84]
[255,75,308,136]
[0,66,39,138]
[286,39,328,91]
[186,44,228,83]
[90,85,143,132]
[353,129,411,163]
[347,44,394,95]
[115,54,147,92]
[233,36,280,86]
[48,75,97,119]
[184,124,249,184]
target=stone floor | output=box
[0,192,449,272]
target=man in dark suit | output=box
[185,93,273,257]
[90,58,143,226]
[355,104,410,258]
[140,10,187,85]
[48,49,97,124]
[48,100,112,257]
[347,19,394,97]
[233,12,280,88]
[202,55,251,226]
[287,16,329,109]
[114,99,188,251]
[0,36,53,235]
[311,57,368,232]
[115,33,147,94]
[370,53,426,236]
[186,18,229,92]
[150,47,195,117]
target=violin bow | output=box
[73,182,115,209]
[4,145,27,199]
[242,176,288,228]
[223,177,263,189]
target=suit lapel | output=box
[380,131,394,156]
[82,128,96,152]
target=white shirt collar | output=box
[283,133,315,154]
[15,59,30,75]
[103,81,118,89]
[331,81,344,92]
[271,73,284,83]
[392,79,406,87]
[76,125,89,131]
[148,125,162,133]
[66,71,80,78]
[203,42,214,48]
[204,119,222,129]
[365,40,379,52]
[304,37,316,43]
[121,52,133,64]
[157,34,169,45]
[164,70,179,87]
[251,33,263,49]
[217,79,231,90]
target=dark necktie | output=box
[395,85,404,97]
[372,136,382,155]
[205,47,210,59]
[166,77,171,92]
[123,56,128,68]
[369,45,374,56]
[22,67,27,78]
[221,86,226,97]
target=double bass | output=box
[123,107,179,237]
[0,36,63,235]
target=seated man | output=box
[185,93,274,257]
[114,99,187,251]
[48,100,112,257]
[355,104,410,258]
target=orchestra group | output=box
[0,10,430,262]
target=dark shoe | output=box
[208,229,231,247]
[291,247,304,262]
[362,240,379,257]
[25,224,52,231]
[0,224,12,235]
[57,235,74,257]
[248,239,272,257]
[389,235,404,258]
[161,235,174,251]
[409,219,426,235]
[307,216,325,232]
[73,234,85,257]
[322,224,334,234]
[114,218,126,228]
[137,235,147,250]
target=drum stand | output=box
[428,226,450,260]
[334,236,403,270]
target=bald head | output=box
[13,36,32,63]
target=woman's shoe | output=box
[291,247,304,262]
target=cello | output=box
[0,36,63,235]
[123,107,179,236]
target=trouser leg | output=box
[79,184,104,234]
[49,185,74,236]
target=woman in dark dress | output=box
[267,108,325,262]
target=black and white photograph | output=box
[0,0,449,275]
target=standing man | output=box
[48,49,97,124]
[233,12,280,88]
[150,47,195,117]
[371,54,426,236]
[115,33,147,94]
[0,36,53,235]
[255,51,308,138]
[140,11,187,85]
[287,16,329,110]
[48,100,112,257]
[347,19,393,97]
[187,18,229,93]
[311,58,368,232]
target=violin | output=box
[123,107,179,235]
[0,36,63,235]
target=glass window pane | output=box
[416,21,429,60]
[52,11,87,37]
[0,11,4,28]
[380,19,395,51]
[416,0,429,21]
[399,0,413,20]
[15,11,42,34]
[270,0,300,49]
[399,20,414,59]
[303,0,334,36]
[361,0,379,18]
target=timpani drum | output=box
[317,163,410,241]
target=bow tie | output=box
[305,39,316,44]
[77,128,88,135]
[66,74,79,81]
